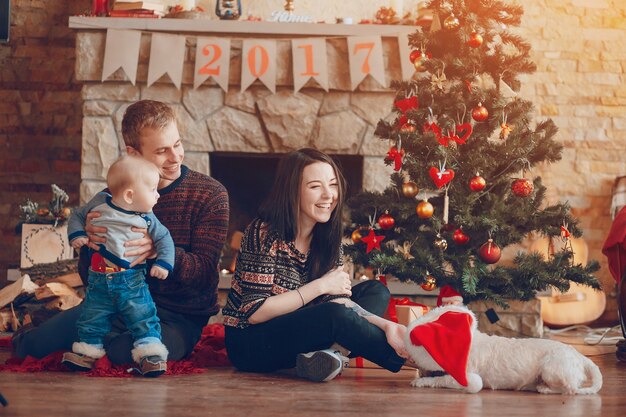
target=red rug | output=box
[0,323,231,377]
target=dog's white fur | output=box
[405,305,603,395]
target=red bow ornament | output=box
[386,146,404,171]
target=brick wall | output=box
[1,1,626,323]
[0,1,85,282]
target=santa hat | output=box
[437,285,463,307]
[407,305,475,387]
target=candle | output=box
[181,0,196,11]
[390,0,404,16]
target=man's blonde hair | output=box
[121,100,177,151]
[107,155,160,196]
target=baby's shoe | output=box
[139,355,167,378]
[62,352,96,372]
[296,349,349,382]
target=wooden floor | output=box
[0,342,624,417]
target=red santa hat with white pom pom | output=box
[406,305,477,388]
[436,285,464,307]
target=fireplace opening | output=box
[209,151,364,271]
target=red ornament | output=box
[429,167,455,189]
[377,211,395,230]
[511,178,534,197]
[409,49,421,63]
[467,31,484,48]
[361,229,386,253]
[469,174,486,192]
[394,95,419,114]
[386,146,404,172]
[472,103,489,122]
[411,50,432,71]
[453,228,470,245]
[478,239,501,264]
[421,275,437,291]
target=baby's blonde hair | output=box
[106,155,160,197]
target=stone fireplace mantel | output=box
[70,17,406,204]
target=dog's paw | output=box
[410,377,431,388]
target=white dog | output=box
[405,305,602,395]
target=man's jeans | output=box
[77,268,162,348]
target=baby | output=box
[62,155,174,377]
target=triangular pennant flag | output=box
[499,79,518,98]
[430,13,442,32]
[147,33,186,89]
[347,36,386,90]
[397,31,416,81]
[194,37,231,91]
[291,38,328,92]
[241,39,277,93]
[102,29,141,85]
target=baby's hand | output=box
[150,265,169,280]
[71,237,89,250]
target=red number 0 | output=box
[199,44,222,76]
[247,45,269,78]
[353,42,375,74]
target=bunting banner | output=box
[194,37,231,91]
[102,29,141,85]
[241,39,277,93]
[100,31,415,93]
[147,33,186,89]
[291,38,328,92]
[346,36,386,90]
[397,32,415,82]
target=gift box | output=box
[20,223,74,268]
[349,357,381,369]
[395,305,428,326]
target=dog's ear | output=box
[408,311,473,387]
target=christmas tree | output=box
[345,0,600,306]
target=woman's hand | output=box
[85,212,106,251]
[318,267,352,297]
[384,321,409,359]
[125,227,156,267]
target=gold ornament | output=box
[284,0,294,12]
[443,13,460,30]
[431,70,447,90]
[433,233,448,251]
[421,275,437,291]
[351,227,366,243]
[395,241,415,260]
[402,181,419,198]
[416,200,434,219]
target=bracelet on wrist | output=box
[296,288,305,306]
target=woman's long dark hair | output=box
[258,148,346,280]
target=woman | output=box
[222,148,408,382]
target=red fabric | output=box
[0,323,230,377]
[436,285,463,307]
[409,311,472,387]
[386,297,428,323]
[602,206,626,284]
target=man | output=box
[13,100,229,375]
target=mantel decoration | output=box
[101,28,416,93]
[267,0,314,22]
[19,185,74,268]
[215,0,242,20]
[19,184,71,226]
